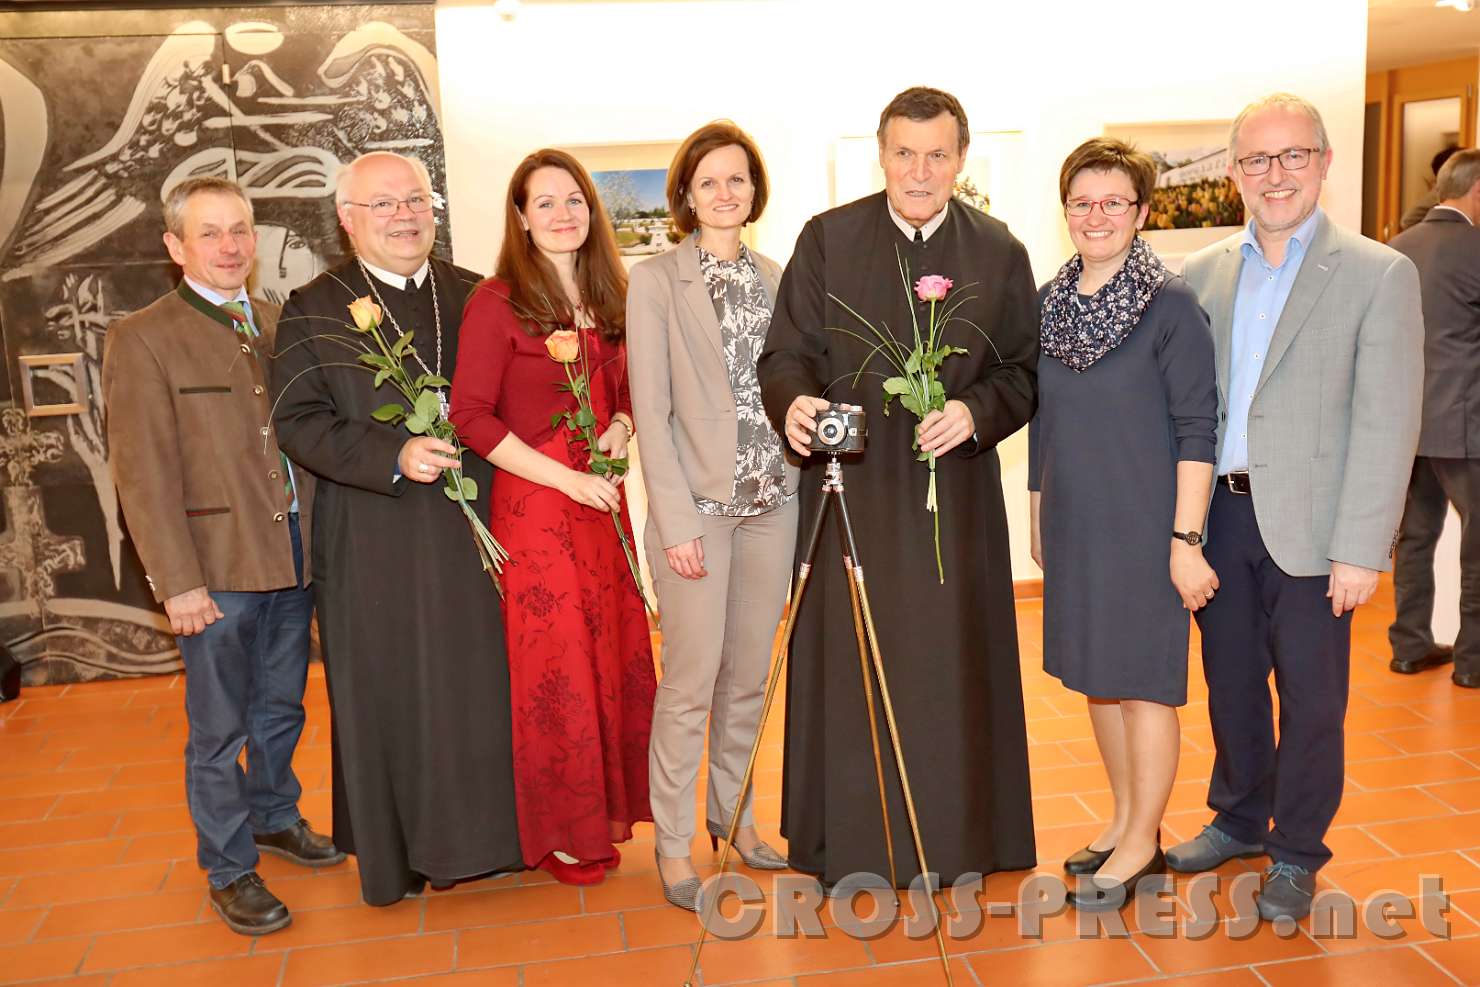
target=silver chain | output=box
[356,259,442,379]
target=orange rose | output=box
[544,328,580,364]
[347,296,382,333]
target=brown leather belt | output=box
[1222,471,1251,495]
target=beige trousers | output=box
[645,498,797,859]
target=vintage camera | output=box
[808,403,867,454]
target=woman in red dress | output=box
[450,149,655,886]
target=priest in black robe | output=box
[270,152,522,905]
[758,88,1038,888]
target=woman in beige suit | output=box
[627,121,798,911]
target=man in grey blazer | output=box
[1387,149,1480,688]
[1169,94,1424,922]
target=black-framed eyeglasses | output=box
[1235,147,1320,176]
[343,193,436,217]
[1064,196,1139,218]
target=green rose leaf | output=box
[359,353,392,370]
[371,402,406,422]
[442,484,459,501]
[373,368,392,389]
[903,350,921,375]
[550,412,565,430]
[422,375,451,389]
[414,390,442,424]
[882,376,910,396]
[460,475,478,500]
[391,330,415,357]
[405,414,429,435]
[574,407,596,428]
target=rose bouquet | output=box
[347,296,511,592]
[829,249,986,583]
[544,328,653,614]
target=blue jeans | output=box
[178,514,314,889]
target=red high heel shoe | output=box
[536,853,605,886]
[601,848,622,871]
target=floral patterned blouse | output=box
[694,243,790,517]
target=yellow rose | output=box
[347,296,382,333]
[544,328,580,364]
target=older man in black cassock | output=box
[758,87,1039,889]
[270,152,522,906]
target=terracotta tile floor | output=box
[3,580,1479,985]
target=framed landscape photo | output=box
[1103,120,1245,271]
[560,141,682,268]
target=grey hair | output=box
[162,176,253,237]
[1228,93,1330,158]
[334,151,435,207]
[1436,148,1480,200]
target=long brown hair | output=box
[494,148,627,340]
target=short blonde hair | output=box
[1228,93,1330,158]
[162,177,253,237]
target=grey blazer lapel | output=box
[1256,216,1340,394]
[676,234,725,362]
[1209,242,1241,402]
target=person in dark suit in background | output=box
[1399,145,1465,233]
[1387,148,1480,688]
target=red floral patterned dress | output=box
[449,279,655,867]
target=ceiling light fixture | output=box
[1436,0,1475,12]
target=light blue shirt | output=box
[1217,207,1323,475]
[184,276,298,513]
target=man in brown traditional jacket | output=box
[103,176,341,936]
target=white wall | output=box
[435,0,1370,581]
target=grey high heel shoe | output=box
[706,820,788,871]
[655,850,702,912]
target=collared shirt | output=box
[360,257,429,290]
[1430,204,1473,225]
[886,198,949,242]
[1218,207,1323,475]
[184,275,299,512]
[184,276,252,321]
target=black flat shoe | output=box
[1068,848,1166,912]
[1390,644,1455,674]
[1455,670,1480,689]
[1064,844,1114,875]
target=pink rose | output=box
[544,329,581,364]
[346,296,382,333]
[914,275,953,303]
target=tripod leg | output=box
[683,490,832,987]
[838,520,899,901]
[834,488,955,987]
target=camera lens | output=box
[816,418,844,445]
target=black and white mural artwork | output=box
[0,4,452,684]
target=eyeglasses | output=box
[1064,196,1139,218]
[342,193,436,217]
[1234,147,1320,176]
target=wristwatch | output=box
[1172,530,1203,546]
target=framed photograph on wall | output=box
[559,141,683,269]
[830,131,1029,236]
[1102,120,1245,272]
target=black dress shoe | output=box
[1068,848,1167,912]
[1390,644,1455,674]
[254,818,346,867]
[210,872,291,935]
[1455,670,1480,689]
[1064,844,1114,875]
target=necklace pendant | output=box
[437,390,450,419]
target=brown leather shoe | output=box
[210,872,291,935]
[253,818,346,867]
